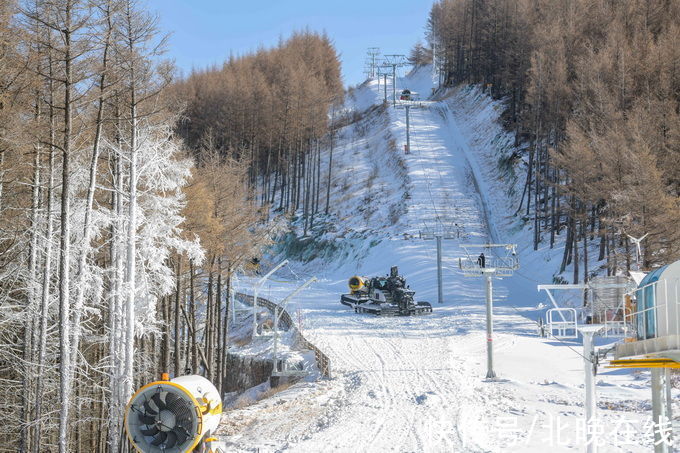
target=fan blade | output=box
[164,430,178,448]
[173,427,189,446]
[164,391,179,406]
[143,400,158,415]
[138,413,157,425]
[150,431,167,446]
[152,392,166,411]
[140,426,159,437]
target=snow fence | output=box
[236,292,332,378]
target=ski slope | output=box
[218,67,665,452]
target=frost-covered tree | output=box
[408,41,432,66]
[105,121,203,449]
[0,1,294,450]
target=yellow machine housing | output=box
[124,374,225,453]
[348,276,367,293]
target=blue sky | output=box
[147,0,433,87]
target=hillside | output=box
[218,67,659,452]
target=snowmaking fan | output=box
[125,374,225,453]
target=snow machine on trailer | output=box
[340,266,432,316]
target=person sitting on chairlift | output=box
[477,253,486,268]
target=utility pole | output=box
[382,55,407,106]
[459,244,519,379]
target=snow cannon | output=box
[340,266,432,316]
[124,373,226,453]
[348,276,368,293]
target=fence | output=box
[236,292,332,378]
[546,308,578,339]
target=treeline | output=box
[174,32,344,234]
[0,1,267,452]
[429,0,680,279]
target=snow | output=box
[219,66,673,452]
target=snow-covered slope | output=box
[219,66,667,452]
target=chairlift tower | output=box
[420,226,459,304]
[459,244,519,379]
[395,98,425,154]
[376,65,390,102]
[579,325,605,453]
[382,55,407,106]
[365,47,381,79]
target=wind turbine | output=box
[626,233,649,268]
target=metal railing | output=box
[459,256,519,277]
[602,308,631,338]
[236,292,332,378]
[547,308,578,339]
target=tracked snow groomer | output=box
[340,266,432,315]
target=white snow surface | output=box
[218,66,673,452]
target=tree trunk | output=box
[174,258,182,376]
[189,259,197,374]
[58,13,74,451]
[33,88,56,453]
[70,0,113,372]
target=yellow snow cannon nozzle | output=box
[348,276,366,293]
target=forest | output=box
[4,0,680,450]
[429,0,680,280]
[0,0,341,451]
[174,31,344,234]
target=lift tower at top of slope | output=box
[364,47,381,79]
[459,244,519,379]
[381,54,407,106]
